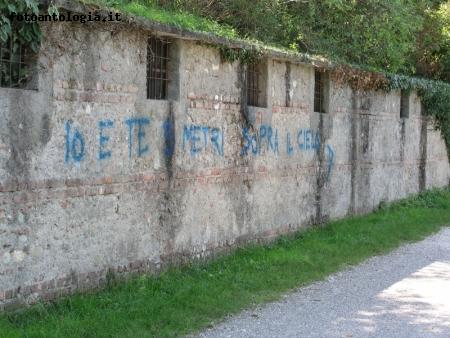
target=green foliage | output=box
[0,0,40,53]
[1,187,450,337]
[91,0,450,83]
[128,0,446,80]
[0,0,57,53]
[289,0,423,74]
[419,84,450,159]
[0,0,57,88]
[415,1,450,82]
[86,0,239,39]
[154,0,296,47]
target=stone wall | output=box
[0,21,448,310]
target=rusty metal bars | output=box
[147,36,171,100]
[0,33,35,89]
[246,62,262,107]
[314,70,324,113]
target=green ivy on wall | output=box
[387,74,450,161]
[0,0,57,52]
[0,0,58,87]
[318,64,450,162]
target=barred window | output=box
[0,32,37,89]
[400,90,410,118]
[314,70,327,113]
[246,60,267,108]
[147,36,171,100]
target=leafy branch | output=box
[0,0,58,52]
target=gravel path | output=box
[195,227,450,338]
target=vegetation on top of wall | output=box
[328,63,450,161]
[388,75,450,161]
[84,0,240,40]
[106,0,450,83]
[217,46,265,65]
[217,46,257,65]
[3,0,449,82]
[85,0,311,61]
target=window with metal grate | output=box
[247,62,261,107]
[246,60,267,108]
[0,32,37,90]
[147,36,171,100]
[314,70,325,113]
[400,90,410,118]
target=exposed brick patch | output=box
[187,92,240,111]
[55,80,138,94]
[5,289,16,300]
[272,104,311,113]
[1,159,443,208]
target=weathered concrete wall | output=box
[0,22,448,310]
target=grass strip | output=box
[1,188,450,337]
